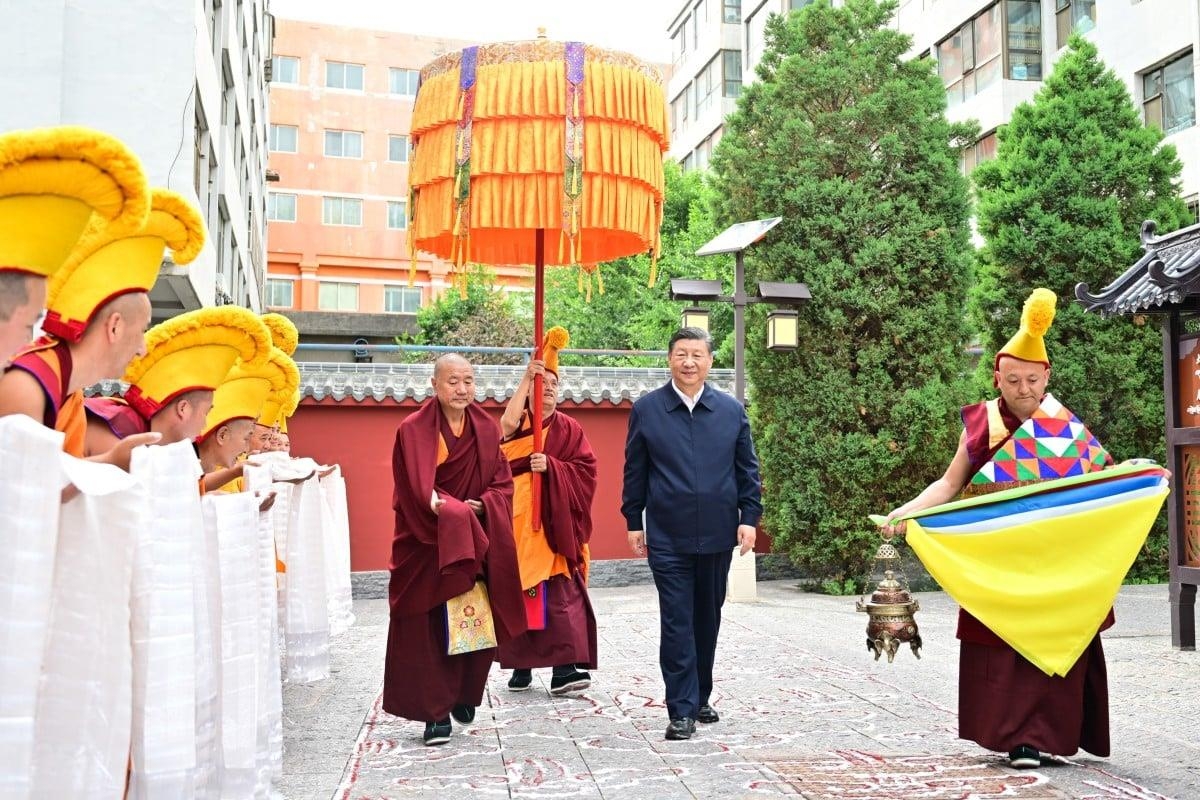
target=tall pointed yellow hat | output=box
[201,346,300,439]
[542,326,569,375]
[996,288,1056,369]
[262,312,299,356]
[121,306,272,419]
[0,125,149,278]
[44,187,205,341]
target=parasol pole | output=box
[531,227,545,531]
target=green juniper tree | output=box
[708,0,977,586]
[970,35,1191,581]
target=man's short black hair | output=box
[668,327,714,354]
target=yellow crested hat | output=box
[261,312,299,356]
[201,346,299,439]
[0,125,149,278]
[997,288,1057,369]
[258,352,301,428]
[264,387,302,434]
[542,326,569,375]
[44,187,205,341]
[121,306,272,419]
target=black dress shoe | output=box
[549,670,591,695]
[450,704,476,724]
[507,669,533,692]
[665,717,696,740]
[422,719,452,746]
[697,704,719,724]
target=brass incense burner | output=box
[855,539,922,662]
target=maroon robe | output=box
[383,400,527,722]
[957,396,1111,757]
[498,410,599,670]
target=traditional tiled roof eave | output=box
[1076,219,1200,317]
[296,363,738,405]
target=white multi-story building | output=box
[667,0,1199,218]
[0,0,275,320]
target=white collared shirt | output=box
[671,380,704,413]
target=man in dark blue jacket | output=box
[621,327,762,741]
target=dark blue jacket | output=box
[621,381,762,554]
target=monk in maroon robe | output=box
[496,359,599,695]
[383,354,527,745]
[883,292,1112,769]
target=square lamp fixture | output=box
[681,307,711,332]
[767,309,799,351]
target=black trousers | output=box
[647,546,732,720]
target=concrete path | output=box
[280,581,1198,800]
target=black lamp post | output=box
[670,217,810,405]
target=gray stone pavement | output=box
[280,581,1198,800]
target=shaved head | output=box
[433,353,472,379]
[0,272,46,364]
[0,272,31,321]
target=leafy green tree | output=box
[970,35,1191,582]
[542,161,736,366]
[708,0,977,586]
[403,265,532,364]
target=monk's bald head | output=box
[431,353,475,414]
[433,353,472,379]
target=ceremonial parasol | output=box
[407,32,670,527]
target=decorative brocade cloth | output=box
[445,580,497,655]
[970,394,1109,484]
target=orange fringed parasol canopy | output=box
[407,37,670,272]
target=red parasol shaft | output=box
[531,228,545,531]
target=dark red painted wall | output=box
[289,396,770,571]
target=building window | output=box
[272,55,299,84]
[722,50,742,98]
[318,282,359,311]
[1006,1,1042,81]
[267,193,297,222]
[384,285,422,313]
[672,21,686,64]
[722,0,740,23]
[789,0,814,10]
[937,3,1002,110]
[265,279,294,308]
[322,196,362,226]
[388,134,411,162]
[691,6,699,49]
[671,89,690,137]
[1055,0,1096,49]
[1143,52,1196,136]
[324,129,363,158]
[325,60,364,90]
[269,124,297,152]
[746,4,768,75]
[387,200,408,229]
[961,130,998,175]
[389,67,420,96]
[1185,195,1199,225]
[694,55,720,117]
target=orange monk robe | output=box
[497,410,599,671]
